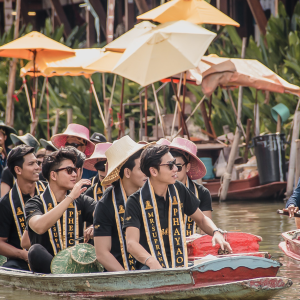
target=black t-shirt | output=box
[123,180,200,269]
[93,186,124,268]
[25,194,96,256]
[194,182,213,212]
[0,187,38,249]
[1,167,14,189]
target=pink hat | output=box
[169,137,206,180]
[51,123,95,158]
[83,142,112,171]
[156,138,171,146]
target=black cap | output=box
[90,132,107,144]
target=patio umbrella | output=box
[112,20,216,87]
[137,0,239,27]
[0,31,75,123]
[105,21,156,53]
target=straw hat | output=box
[156,138,171,146]
[10,133,40,152]
[169,137,206,180]
[39,139,58,151]
[51,123,95,157]
[101,136,146,186]
[0,121,17,147]
[83,142,112,171]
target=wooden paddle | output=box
[277,209,300,218]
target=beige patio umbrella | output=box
[112,20,216,87]
[105,21,156,53]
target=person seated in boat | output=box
[24,147,96,274]
[0,145,46,270]
[169,137,212,235]
[1,133,40,197]
[84,143,112,201]
[123,144,231,270]
[94,136,147,272]
[51,123,96,180]
[284,179,300,228]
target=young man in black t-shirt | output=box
[123,145,232,270]
[0,145,46,270]
[25,147,96,273]
[93,136,147,272]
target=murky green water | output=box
[0,200,297,299]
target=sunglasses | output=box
[54,166,78,175]
[65,142,85,148]
[176,163,187,172]
[36,161,42,166]
[159,159,178,171]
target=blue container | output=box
[200,157,215,180]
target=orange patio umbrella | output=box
[137,0,239,27]
[0,31,75,123]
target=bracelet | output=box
[66,195,74,201]
[144,256,153,266]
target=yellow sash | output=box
[93,181,105,201]
[185,177,199,236]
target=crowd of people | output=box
[0,122,232,273]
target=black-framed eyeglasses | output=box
[54,166,78,175]
[159,159,177,171]
[65,142,85,148]
[176,163,187,172]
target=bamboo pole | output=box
[219,37,247,201]
[23,80,34,122]
[152,83,165,137]
[118,77,125,138]
[46,78,50,140]
[276,114,281,133]
[89,78,106,126]
[243,119,252,163]
[5,0,21,126]
[144,86,148,137]
[286,111,300,198]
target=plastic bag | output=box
[214,150,227,178]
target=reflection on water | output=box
[0,200,298,299]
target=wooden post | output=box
[106,0,116,43]
[52,109,60,136]
[219,37,247,201]
[66,108,73,125]
[286,111,300,198]
[50,0,72,37]
[276,114,281,133]
[152,83,166,137]
[5,0,21,127]
[86,8,96,48]
[246,0,267,36]
[118,77,125,138]
[125,0,135,31]
[243,119,252,163]
[144,86,148,137]
[200,101,213,141]
[129,117,135,140]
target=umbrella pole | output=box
[152,83,166,137]
[118,77,125,138]
[144,86,148,138]
[46,78,50,140]
[35,77,47,130]
[23,79,34,122]
[182,72,187,136]
[32,50,37,122]
[170,79,190,140]
[89,78,106,126]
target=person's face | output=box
[76,168,83,183]
[36,157,43,173]
[174,156,190,183]
[0,131,7,148]
[66,136,87,154]
[150,152,178,185]
[15,153,40,182]
[98,170,107,182]
[50,159,77,191]
[124,157,147,189]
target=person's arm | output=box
[0,237,28,261]
[20,230,31,250]
[190,208,232,252]
[0,182,11,198]
[126,227,162,270]
[94,236,124,272]
[29,179,90,235]
[284,178,300,217]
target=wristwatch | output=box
[213,228,226,235]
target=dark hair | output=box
[94,160,106,172]
[140,145,169,177]
[119,149,143,179]
[170,150,189,165]
[36,149,46,159]
[7,145,35,178]
[45,145,57,152]
[65,146,86,169]
[42,147,77,181]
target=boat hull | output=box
[279,230,300,261]
[0,256,285,299]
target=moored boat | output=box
[279,229,300,261]
[0,256,290,299]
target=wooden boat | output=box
[187,232,270,259]
[0,256,291,299]
[279,229,300,261]
[202,174,286,200]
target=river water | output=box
[0,200,297,299]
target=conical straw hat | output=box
[101,136,147,186]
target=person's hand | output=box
[283,205,299,218]
[84,225,94,243]
[68,179,91,201]
[212,232,232,253]
[146,257,163,270]
[20,249,28,262]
